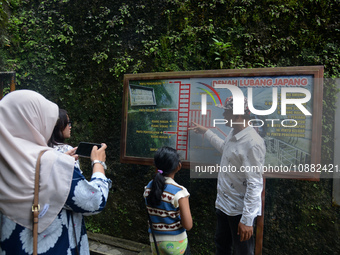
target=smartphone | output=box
[75,142,102,158]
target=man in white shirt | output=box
[190,97,265,255]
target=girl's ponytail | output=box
[147,171,166,207]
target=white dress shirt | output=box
[205,126,266,226]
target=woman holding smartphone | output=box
[0,90,111,254]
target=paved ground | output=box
[88,232,152,255]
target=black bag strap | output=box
[71,214,80,255]
[146,206,160,255]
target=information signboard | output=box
[120,66,323,179]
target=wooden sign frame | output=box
[0,72,16,99]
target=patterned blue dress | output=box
[0,165,111,255]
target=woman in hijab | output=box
[0,90,111,254]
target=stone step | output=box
[88,232,152,255]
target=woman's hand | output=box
[91,143,107,174]
[65,147,79,161]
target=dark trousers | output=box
[215,209,254,255]
[184,243,191,255]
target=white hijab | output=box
[0,90,74,233]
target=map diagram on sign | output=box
[124,75,316,170]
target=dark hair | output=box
[147,146,180,207]
[48,109,69,147]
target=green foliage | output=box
[211,38,237,69]
[85,217,102,233]
[0,0,18,67]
